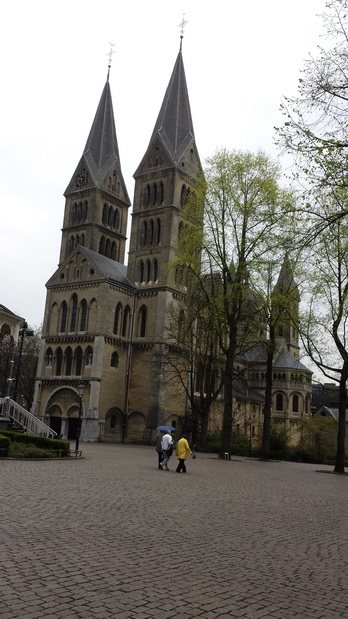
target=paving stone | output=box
[1,444,348,618]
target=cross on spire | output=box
[107,43,116,80]
[178,14,188,50]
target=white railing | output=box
[0,398,57,438]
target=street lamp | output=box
[3,354,15,418]
[13,322,34,403]
[75,382,84,452]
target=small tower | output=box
[272,253,300,358]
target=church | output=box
[32,41,311,446]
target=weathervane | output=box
[107,43,116,80]
[178,14,188,50]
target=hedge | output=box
[0,431,70,456]
[0,433,10,457]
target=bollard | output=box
[224,452,229,460]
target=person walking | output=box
[155,431,163,470]
[160,430,173,470]
[176,434,192,473]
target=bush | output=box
[0,431,70,457]
[204,431,221,453]
[8,442,60,459]
[0,433,10,457]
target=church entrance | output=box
[68,417,80,440]
[49,416,62,437]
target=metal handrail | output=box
[0,398,57,438]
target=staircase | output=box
[0,398,57,438]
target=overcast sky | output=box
[0,0,327,329]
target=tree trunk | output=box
[261,329,275,460]
[261,348,273,459]
[200,407,210,450]
[334,370,347,473]
[219,352,234,458]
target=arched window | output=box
[105,238,111,258]
[65,347,73,376]
[60,302,68,333]
[146,259,151,283]
[55,348,63,376]
[99,236,106,255]
[153,258,158,282]
[111,351,119,368]
[143,220,148,246]
[139,306,147,337]
[122,305,131,338]
[159,182,164,205]
[180,184,187,207]
[292,394,299,413]
[79,299,87,331]
[113,208,120,230]
[114,303,122,335]
[108,206,113,227]
[83,201,88,221]
[145,184,150,207]
[70,294,78,332]
[138,260,144,283]
[110,414,117,428]
[149,219,154,245]
[45,347,53,367]
[151,183,157,206]
[102,204,108,225]
[111,241,117,260]
[276,393,283,411]
[85,346,93,366]
[156,218,161,244]
[75,346,83,376]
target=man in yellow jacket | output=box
[176,434,192,473]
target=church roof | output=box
[273,344,309,372]
[81,248,135,288]
[47,246,135,290]
[65,79,130,202]
[244,338,311,372]
[135,48,198,172]
[314,406,348,423]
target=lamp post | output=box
[3,353,15,418]
[75,382,84,452]
[13,322,34,403]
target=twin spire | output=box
[66,29,195,196]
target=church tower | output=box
[126,41,202,432]
[32,68,136,442]
[60,75,130,265]
[272,253,300,358]
[32,39,202,443]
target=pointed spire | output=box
[275,253,300,299]
[148,48,195,165]
[83,81,120,182]
[65,78,130,203]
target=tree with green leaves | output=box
[300,188,348,473]
[171,148,296,458]
[277,0,348,235]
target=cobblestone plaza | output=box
[1,444,348,618]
